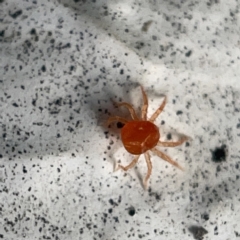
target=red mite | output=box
[108,86,188,188]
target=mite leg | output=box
[140,86,149,120]
[149,96,167,122]
[158,136,188,147]
[115,102,139,120]
[116,155,140,171]
[107,116,129,126]
[151,148,184,171]
[143,151,152,189]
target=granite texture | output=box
[0,0,240,239]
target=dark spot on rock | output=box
[23,166,27,173]
[167,133,172,140]
[141,20,153,32]
[70,65,75,71]
[10,9,23,19]
[201,213,209,221]
[216,165,221,172]
[185,50,192,57]
[12,103,19,107]
[117,122,125,128]
[33,122,43,126]
[0,30,4,37]
[30,28,36,35]
[235,231,240,237]
[176,110,183,115]
[128,207,135,216]
[188,225,208,240]
[135,41,145,50]
[211,145,227,162]
[152,35,157,40]
[41,65,46,72]
[67,126,74,132]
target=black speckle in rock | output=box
[167,133,172,140]
[33,122,43,126]
[176,110,183,115]
[211,145,227,162]
[185,50,192,57]
[109,199,114,205]
[235,231,240,237]
[117,122,125,128]
[30,28,36,35]
[128,207,135,216]
[141,20,153,32]
[9,9,23,19]
[67,126,74,133]
[12,103,19,107]
[216,165,221,172]
[201,213,209,221]
[41,65,46,72]
[188,225,208,240]
[23,166,27,173]
[236,123,240,129]
[70,65,75,71]
[135,41,145,50]
[0,30,4,37]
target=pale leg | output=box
[158,136,188,147]
[116,155,140,171]
[149,96,167,122]
[115,102,139,120]
[107,116,129,126]
[151,148,184,170]
[140,86,148,120]
[143,151,152,189]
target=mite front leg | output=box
[107,116,129,126]
[115,102,139,120]
[149,96,167,122]
[140,86,149,120]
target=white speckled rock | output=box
[0,0,240,239]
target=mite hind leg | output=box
[143,151,152,189]
[151,148,184,171]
